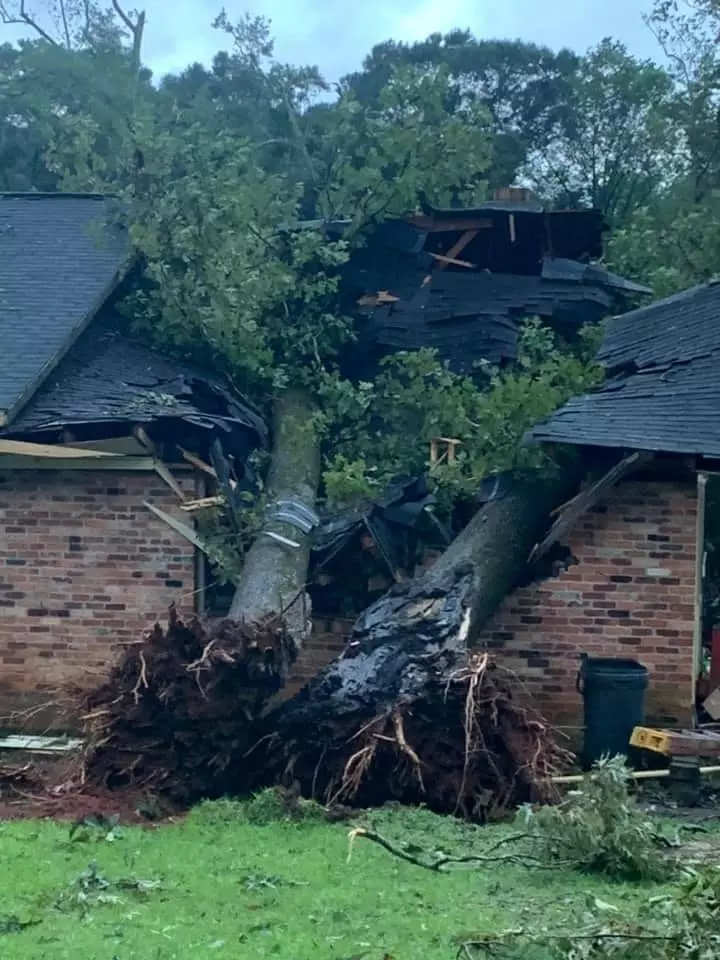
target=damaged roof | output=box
[531,279,720,457]
[4,312,268,445]
[0,193,130,425]
[345,231,648,373]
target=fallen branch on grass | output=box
[459,931,679,958]
[346,827,548,871]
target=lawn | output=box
[0,796,686,960]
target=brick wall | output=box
[0,469,196,721]
[480,479,698,731]
[281,617,352,699]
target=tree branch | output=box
[111,0,146,77]
[58,0,71,48]
[346,828,553,872]
[0,0,58,44]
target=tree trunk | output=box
[251,466,581,814]
[229,386,321,662]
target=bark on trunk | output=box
[250,467,581,813]
[274,466,580,724]
[229,386,321,658]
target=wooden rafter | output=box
[529,451,653,563]
[434,229,479,272]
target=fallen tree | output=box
[228,386,321,659]
[76,466,577,817]
[255,466,580,814]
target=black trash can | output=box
[577,654,648,769]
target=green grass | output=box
[0,796,684,960]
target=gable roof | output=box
[0,193,130,426]
[531,279,720,457]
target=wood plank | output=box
[529,452,652,563]
[0,734,83,753]
[179,447,217,479]
[61,437,147,456]
[152,459,188,502]
[0,455,157,471]
[406,215,493,232]
[180,496,225,512]
[144,501,206,551]
[434,230,479,273]
[0,438,122,459]
[427,252,475,269]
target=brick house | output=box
[487,280,720,733]
[1,191,712,740]
[0,193,267,720]
[302,284,717,736]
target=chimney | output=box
[491,186,538,205]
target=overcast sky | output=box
[2,0,661,80]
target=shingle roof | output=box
[0,193,129,424]
[347,252,624,373]
[531,279,720,457]
[5,312,267,445]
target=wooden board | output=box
[0,455,156,471]
[631,725,720,757]
[0,438,122,459]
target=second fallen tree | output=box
[77,464,578,817]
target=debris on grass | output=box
[348,759,679,883]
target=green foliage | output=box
[0,1,152,192]
[518,756,674,882]
[344,32,580,189]
[463,867,720,958]
[524,39,678,224]
[188,788,327,828]
[68,812,122,844]
[323,320,602,510]
[608,192,720,296]
[606,0,720,291]
[53,860,161,916]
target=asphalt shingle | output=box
[0,193,129,423]
[531,280,720,456]
[6,312,267,443]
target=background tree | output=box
[0,0,151,191]
[606,0,720,291]
[523,39,679,225]
[343,31,579,191]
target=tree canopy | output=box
[3,0,718,557]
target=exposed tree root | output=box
[258,650,571,820]
[72,607,295,803]
[69,604,570,818]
